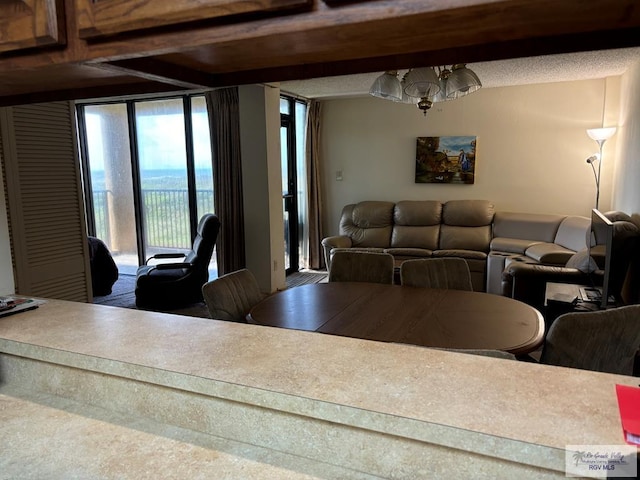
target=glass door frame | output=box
[77,93,211,269]
[281,98,299,275]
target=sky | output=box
[436,136,476,154]
[86,111,212,172]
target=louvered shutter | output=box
[0,101,92,302]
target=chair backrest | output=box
[540,305,640,376]
[186,213,220,273]
[328,251,394,284]
[400,258,473,291]
[202,268,264,322]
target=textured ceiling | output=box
[279,48,640,99]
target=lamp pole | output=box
[595,140,605,210]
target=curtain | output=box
[206,87,245,275]
[306,100,325,270]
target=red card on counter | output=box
[616,384,640,446]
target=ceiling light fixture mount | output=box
[369,64,482,116]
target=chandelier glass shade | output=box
[369,64,482,115]
[368,70,402,101]
[431,67,452,103]
[446,64,482,99]
[402,67,441,98]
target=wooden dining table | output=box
[247,282,545,355]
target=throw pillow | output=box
[565,249,598,273]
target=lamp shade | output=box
[446,64,482,99]
[369,71,402,101]
[403,67,440,98]
[431,76,451,103]
[586,127,616,141]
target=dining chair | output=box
[400,258,473,291]
[328,251,394,284]
[540,304,640,376]
[202,268,266,323]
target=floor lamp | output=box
[586,127,616,210]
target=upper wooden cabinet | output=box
[75,0,312,39]
[0,0,66,54]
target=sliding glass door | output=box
[81,103,139,273]
[135,98,191,257]
[78,95,215,276]
[280,95,308,274]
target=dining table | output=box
[247,282,545,355]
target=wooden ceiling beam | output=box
[202,26,640,88]
[96,58,214,89]
[0,81,178,108]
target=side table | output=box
[544,282,602,333]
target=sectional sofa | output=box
[322,199,592,293]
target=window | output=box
[77,94,215,276]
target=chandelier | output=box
[369,64,482,115]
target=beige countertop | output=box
[0,298,636,478]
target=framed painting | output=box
[415,136,477,184]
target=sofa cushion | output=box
[385,248,433,258]
[391,200,442,249]
[565,249,598,273]
[351,201,395,228]
[438,200,495,252]
[524,242,575,265]
[442,199,495,227]
[492,212,565,242]
[433,249,487,261]
[339,201,395,248]
[394,200,442,225]
[391,226,440,249]
[439,225,492,252]
[439,200,493,252]
[490,237,543,254]
[553,216,590,252]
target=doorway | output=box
[77,94,215,276]
[280,96,308,274]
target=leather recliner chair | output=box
[501,211,639,312]
[135,213,220,309]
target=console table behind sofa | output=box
[322,200,591,293]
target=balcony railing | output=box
[93,189,214,249]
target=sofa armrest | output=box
[321,236,353,270]
[322,235,352,249]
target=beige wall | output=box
[239,84,286,293]
[614,60,640,223]
[320,78,627,236]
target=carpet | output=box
[93,270,328,317]
[93,274,210,318]
[285,270,328,288]
[93,274,137,308]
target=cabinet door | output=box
[0,0,65,54]
[75,0,311,39]
[1,101,93,302]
